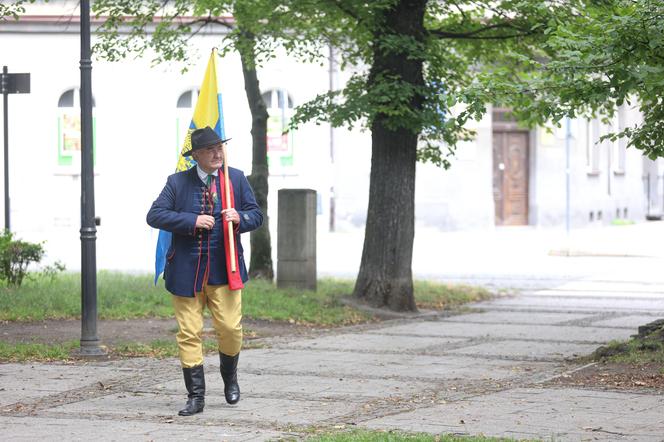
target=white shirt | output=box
[196,165,218,185]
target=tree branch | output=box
[449,0,469,23]
[430,27,538,40]
[185,15,234,31]
[327,0,361,23]
[429,21,537,40]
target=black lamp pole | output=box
[79,0,104,356]
[2,66,9,232]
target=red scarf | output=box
[219,169,244,290]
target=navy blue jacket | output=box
[147,166,263,296]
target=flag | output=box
[154,49,226,284]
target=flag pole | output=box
[213,48,236,273]
[223,143,237,273]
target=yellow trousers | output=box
[172,284,242,368]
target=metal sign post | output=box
[0,66,30,232]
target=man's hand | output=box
[221,209,239,224]
[196,214,215,230]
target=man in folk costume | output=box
[147,126,263,416]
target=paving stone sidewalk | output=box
[1,277,664,441]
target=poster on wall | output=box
[62,114,81,151]
[57,112,96,169]
[267,113,295,175]
[264,89,296,176]
[56,88,96,170]
[58,112,81,167]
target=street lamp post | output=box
[2,66,9,232]
[79,0,104,356]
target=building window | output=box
[261,88,295,173]
[175,88,199,167]
[613,105,627,175]
[58,89,74,107]
[586,118,601,175]
[177,89,198,109]
[57,88,95,168]
[262,89,294,110]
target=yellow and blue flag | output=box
[154,49,226,284]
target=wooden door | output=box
[493,131,529,225]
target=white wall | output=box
[531,114,647,228]
[415,110,494,231]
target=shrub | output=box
[0,230,45,287]
[38,260,66,282]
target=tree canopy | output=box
[6,1,661,160]
[0,0,29,20]
[476,0,664,158]
[93,0,577,166]
[285,0,573,168]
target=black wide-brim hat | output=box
[183,126,231,156]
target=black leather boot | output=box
[219,352,240,404]
[178,365,205,416]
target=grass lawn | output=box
[0,337,269,362]
[0,272,493,361]
[593,338,664,365]
[413,280,493,310]
[590,332,664,368]
[0,340,80,362]
[0,272,172,321]
[0,272,493,324]
[561,324,664,387]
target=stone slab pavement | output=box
[1,222,664,441]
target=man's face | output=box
[192,143,224,173]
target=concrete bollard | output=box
[277,189,317,291]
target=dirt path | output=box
[0,317,319,346]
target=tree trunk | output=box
[239,36,274,280]
[353,123,418,311]
[352,0,426,311]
